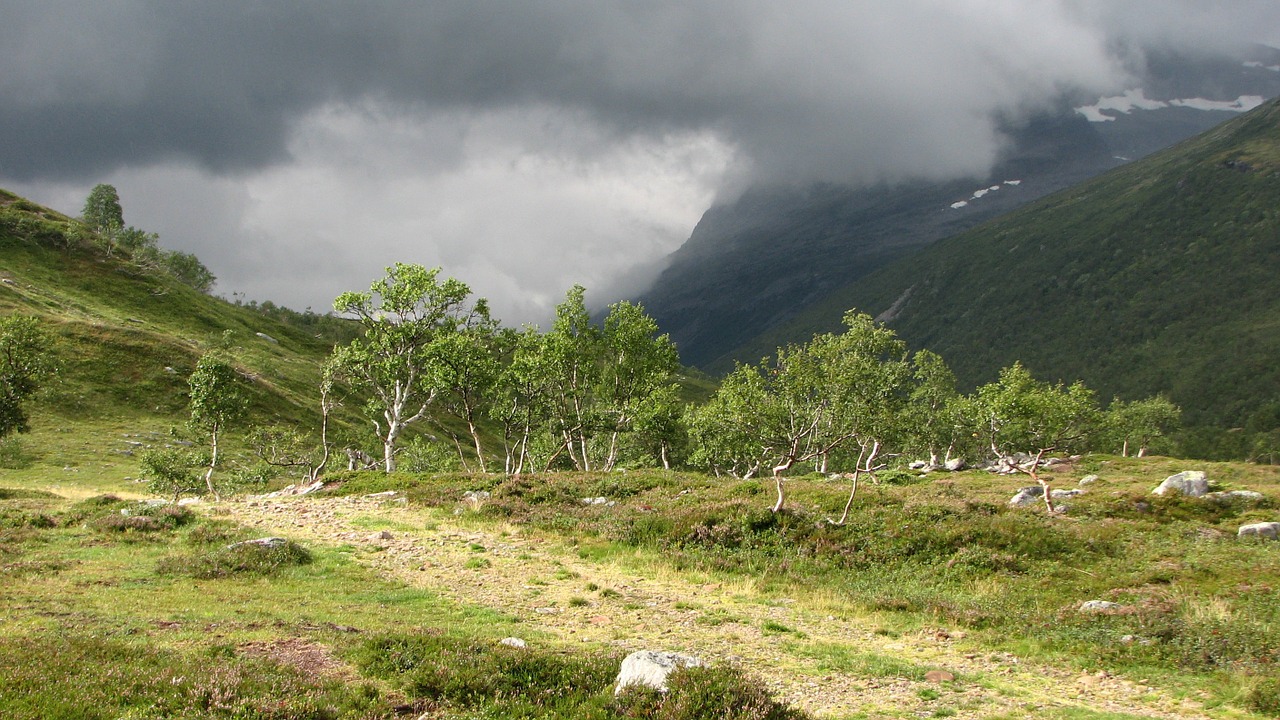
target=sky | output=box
[3,1,1279,326]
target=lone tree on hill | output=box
[81,183,124,236]
[0,315,54,440]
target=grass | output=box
[313,459,1280,717]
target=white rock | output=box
[1152,471,1209,497]
[943,458,966,472]
[1238,522,1280,540]
[1080,474,1100,485]
[1079,600,1124,614]
[499,637,527,649]
[615,650,704,695]
[228,537,287,550]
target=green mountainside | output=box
[0,189,341,486]
[747,97,1280,447]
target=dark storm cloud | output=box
[12,1,1276,186]
[3,2,1279,324]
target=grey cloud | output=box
[7,1,1276,188]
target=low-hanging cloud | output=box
[3,1,1279,323]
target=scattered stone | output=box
[365,490,398,498]
[534,607,560,615]
[1009,487,1043,507]
[1205,490,1265,503]
[943,458,966,472]
[229,537,288,550]
[255,332,279,344]
[615,650,705,695]
[1152,471,1208,497]
[1079,474,1100,485]
[1238,522,1280,540]
[255,480,324,499]
[924,670,955,683]
[908,460,929,470]
[499,637,527,649]
[368,530,393,541]
[1079,600,1124,614]
[581,496,616,506]
[177,497,201,506]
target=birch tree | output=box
[188,352,246,499]
[331,263,485,473]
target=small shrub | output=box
[88,503,194,535]
[157,539,312,579]
[611,665,810,720]
[1247,675,1280,716]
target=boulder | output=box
[1079,474,1100,485]
[1205,490,1265,504]
[1009,487,1079,507]
[228,537,287,550]
[1009,486,1043,507]
[1152,471,1208,497]
[1079,600,1125,614]
[499,637,528,649]
[943,458,966,472]
[1238,522,1280,540]
[615,650,704,695]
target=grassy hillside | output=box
[0,189,345,491]
[736,98,1280,445]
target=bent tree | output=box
[332,263,486,473]
[693,311,909,513]
[972,362,1100,513]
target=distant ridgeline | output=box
[810,96,1280,459]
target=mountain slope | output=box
[782,97,1280,435]
[0,190,344,483]
[636,45,1280,371]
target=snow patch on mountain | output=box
[949,180,1022,210]
[1244,61,1280,72]
[1076,88,1266,122]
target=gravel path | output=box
[229,493,1215,719]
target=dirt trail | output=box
[229,493,1213,719]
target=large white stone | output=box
[1152,471,1209,497]
[615,650,704,695]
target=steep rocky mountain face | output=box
[633,45,1280,371]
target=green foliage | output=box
[139,447,203,503]
[805,98,1280,453]
[80,183,123,236]
[354,633,807,720]
[688,311,910,511]
[159,249,216,292]
[973,363,1099,455]
[1101,395,1181,457]
[0,315,54,440]
[157,539,313,578]
[612,666,809,720]
[331,263,487,473]
[0,634,375,720]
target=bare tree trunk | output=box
[771,458,795,513]
[205,422,221,500]
[1030,449,1055,514]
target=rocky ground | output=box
[227,492,1215,719]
